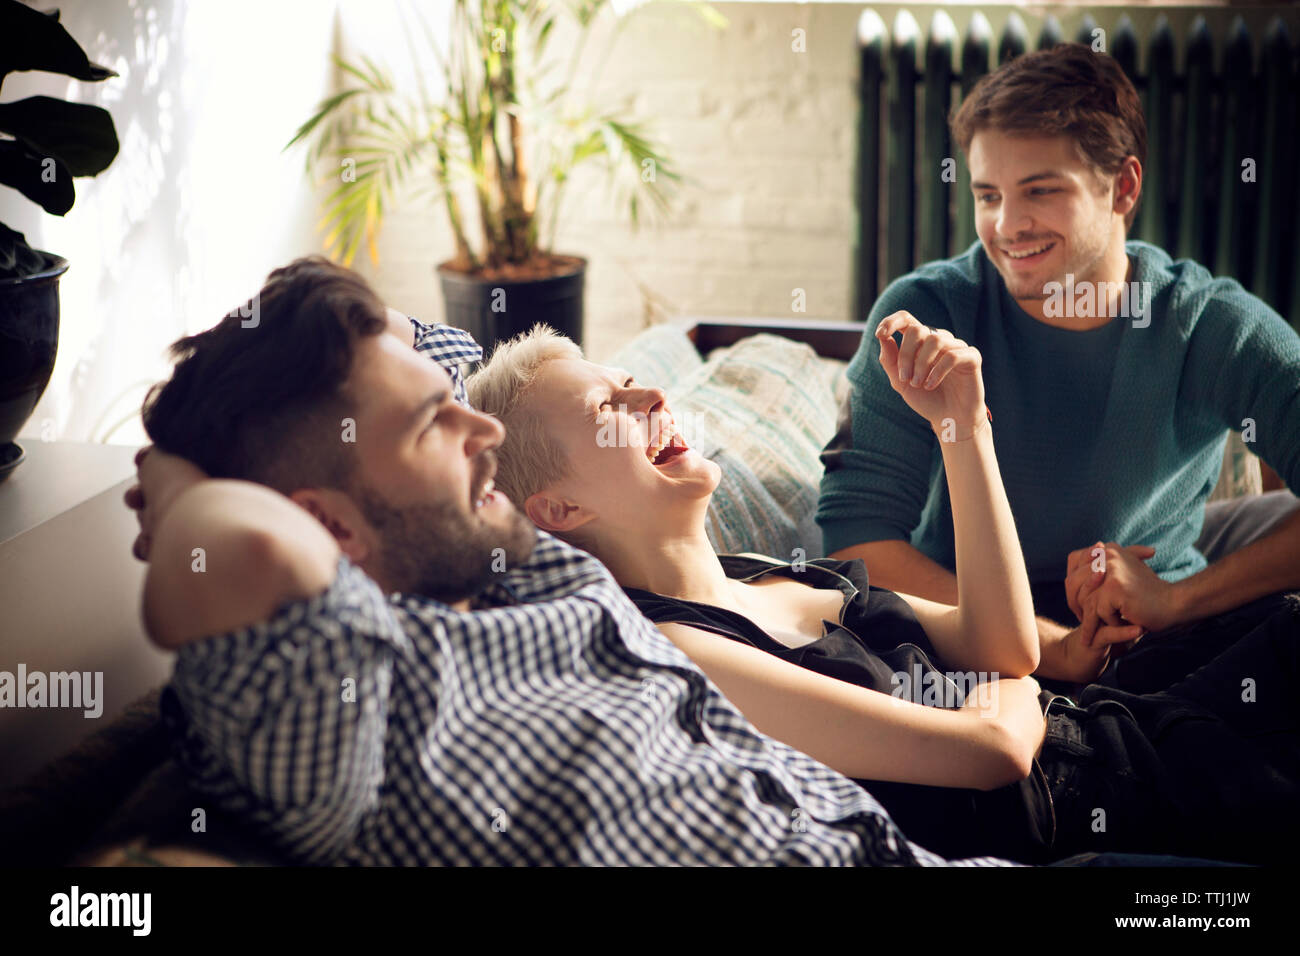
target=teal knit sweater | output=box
[817,240,1300,585]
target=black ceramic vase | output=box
[437,257,586,358]
[0,253,68,481]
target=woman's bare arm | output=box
[658,621,1045,791]
[868,312,1039,676]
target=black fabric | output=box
[626,557,1300,864]
[1042,598,1300,864]
[626,556,945,698]
[625,556,1057,862]
[1093,591,1293,696]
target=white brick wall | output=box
[354,2,865,361]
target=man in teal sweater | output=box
[818,43,1300,680]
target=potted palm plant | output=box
[288,0,716,352]
[0,0,119,480]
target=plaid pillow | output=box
[606,322,703,388]
[610,327,841,560]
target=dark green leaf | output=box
[0,0,120,86]
[0,139,73,214]
[0,95,119,175]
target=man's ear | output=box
[289,488,375,563]
[1113,156,1142,217]
[524,491,595,534]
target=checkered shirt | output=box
[159,319,1015,867]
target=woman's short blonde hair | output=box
[467,324,584,510]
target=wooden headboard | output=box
[683,317,868,362]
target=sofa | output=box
[0,317,1264,866]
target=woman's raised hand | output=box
[875,311,987,438]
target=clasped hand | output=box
[1065,540,1183,634]
[123,445,209,562]
[1056,540,1185,680]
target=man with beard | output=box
[128,256,1034,866]
[818,43,1300,691]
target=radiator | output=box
[854,9,1300,332]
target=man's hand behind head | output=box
[124,445,209,562]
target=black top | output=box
[624,555,1056,862]
[625,554,961,707]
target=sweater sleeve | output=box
[1179,281,1300,493]
[816,278,947,555]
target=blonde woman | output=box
[467,316,1300,864]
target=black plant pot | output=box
[0,252,68,481]
[437,256,586,359]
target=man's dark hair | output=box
[950,43,1147,229]
[142,256,387,495]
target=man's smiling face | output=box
[969,130,1127,308]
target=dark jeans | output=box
[908,492,1300,864]
[1035,594,1300,865]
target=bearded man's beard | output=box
[353,483,537,603]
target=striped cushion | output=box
[606,322,704,387]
